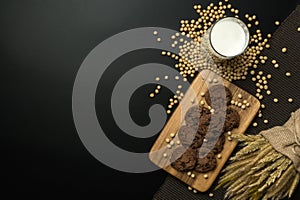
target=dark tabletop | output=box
[3,0,300,199]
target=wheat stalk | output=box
[216,134,300,200]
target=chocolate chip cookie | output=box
[207,107,240,133]
[185,106,210,127]
[197,112,211,135]
[224,107,240,132]
[212,134,226,154]
[194,151,217,173]
[170,147,197,172]
[204,85,232,107]
[207,112,227,134]
[178,126,204,149]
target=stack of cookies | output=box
[170,85,240,173]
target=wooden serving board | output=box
[149,70,260,192]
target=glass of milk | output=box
[202,17,250,60]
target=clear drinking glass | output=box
[202,17,250,60]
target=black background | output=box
[3,0,300,199]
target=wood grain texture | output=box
[149,70,260,192]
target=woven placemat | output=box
[153,5,300,200]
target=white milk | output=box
[209,17,249,58]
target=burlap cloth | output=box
[153,5,300,200]
[262,109,300,173]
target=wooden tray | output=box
[149,70,260,192]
